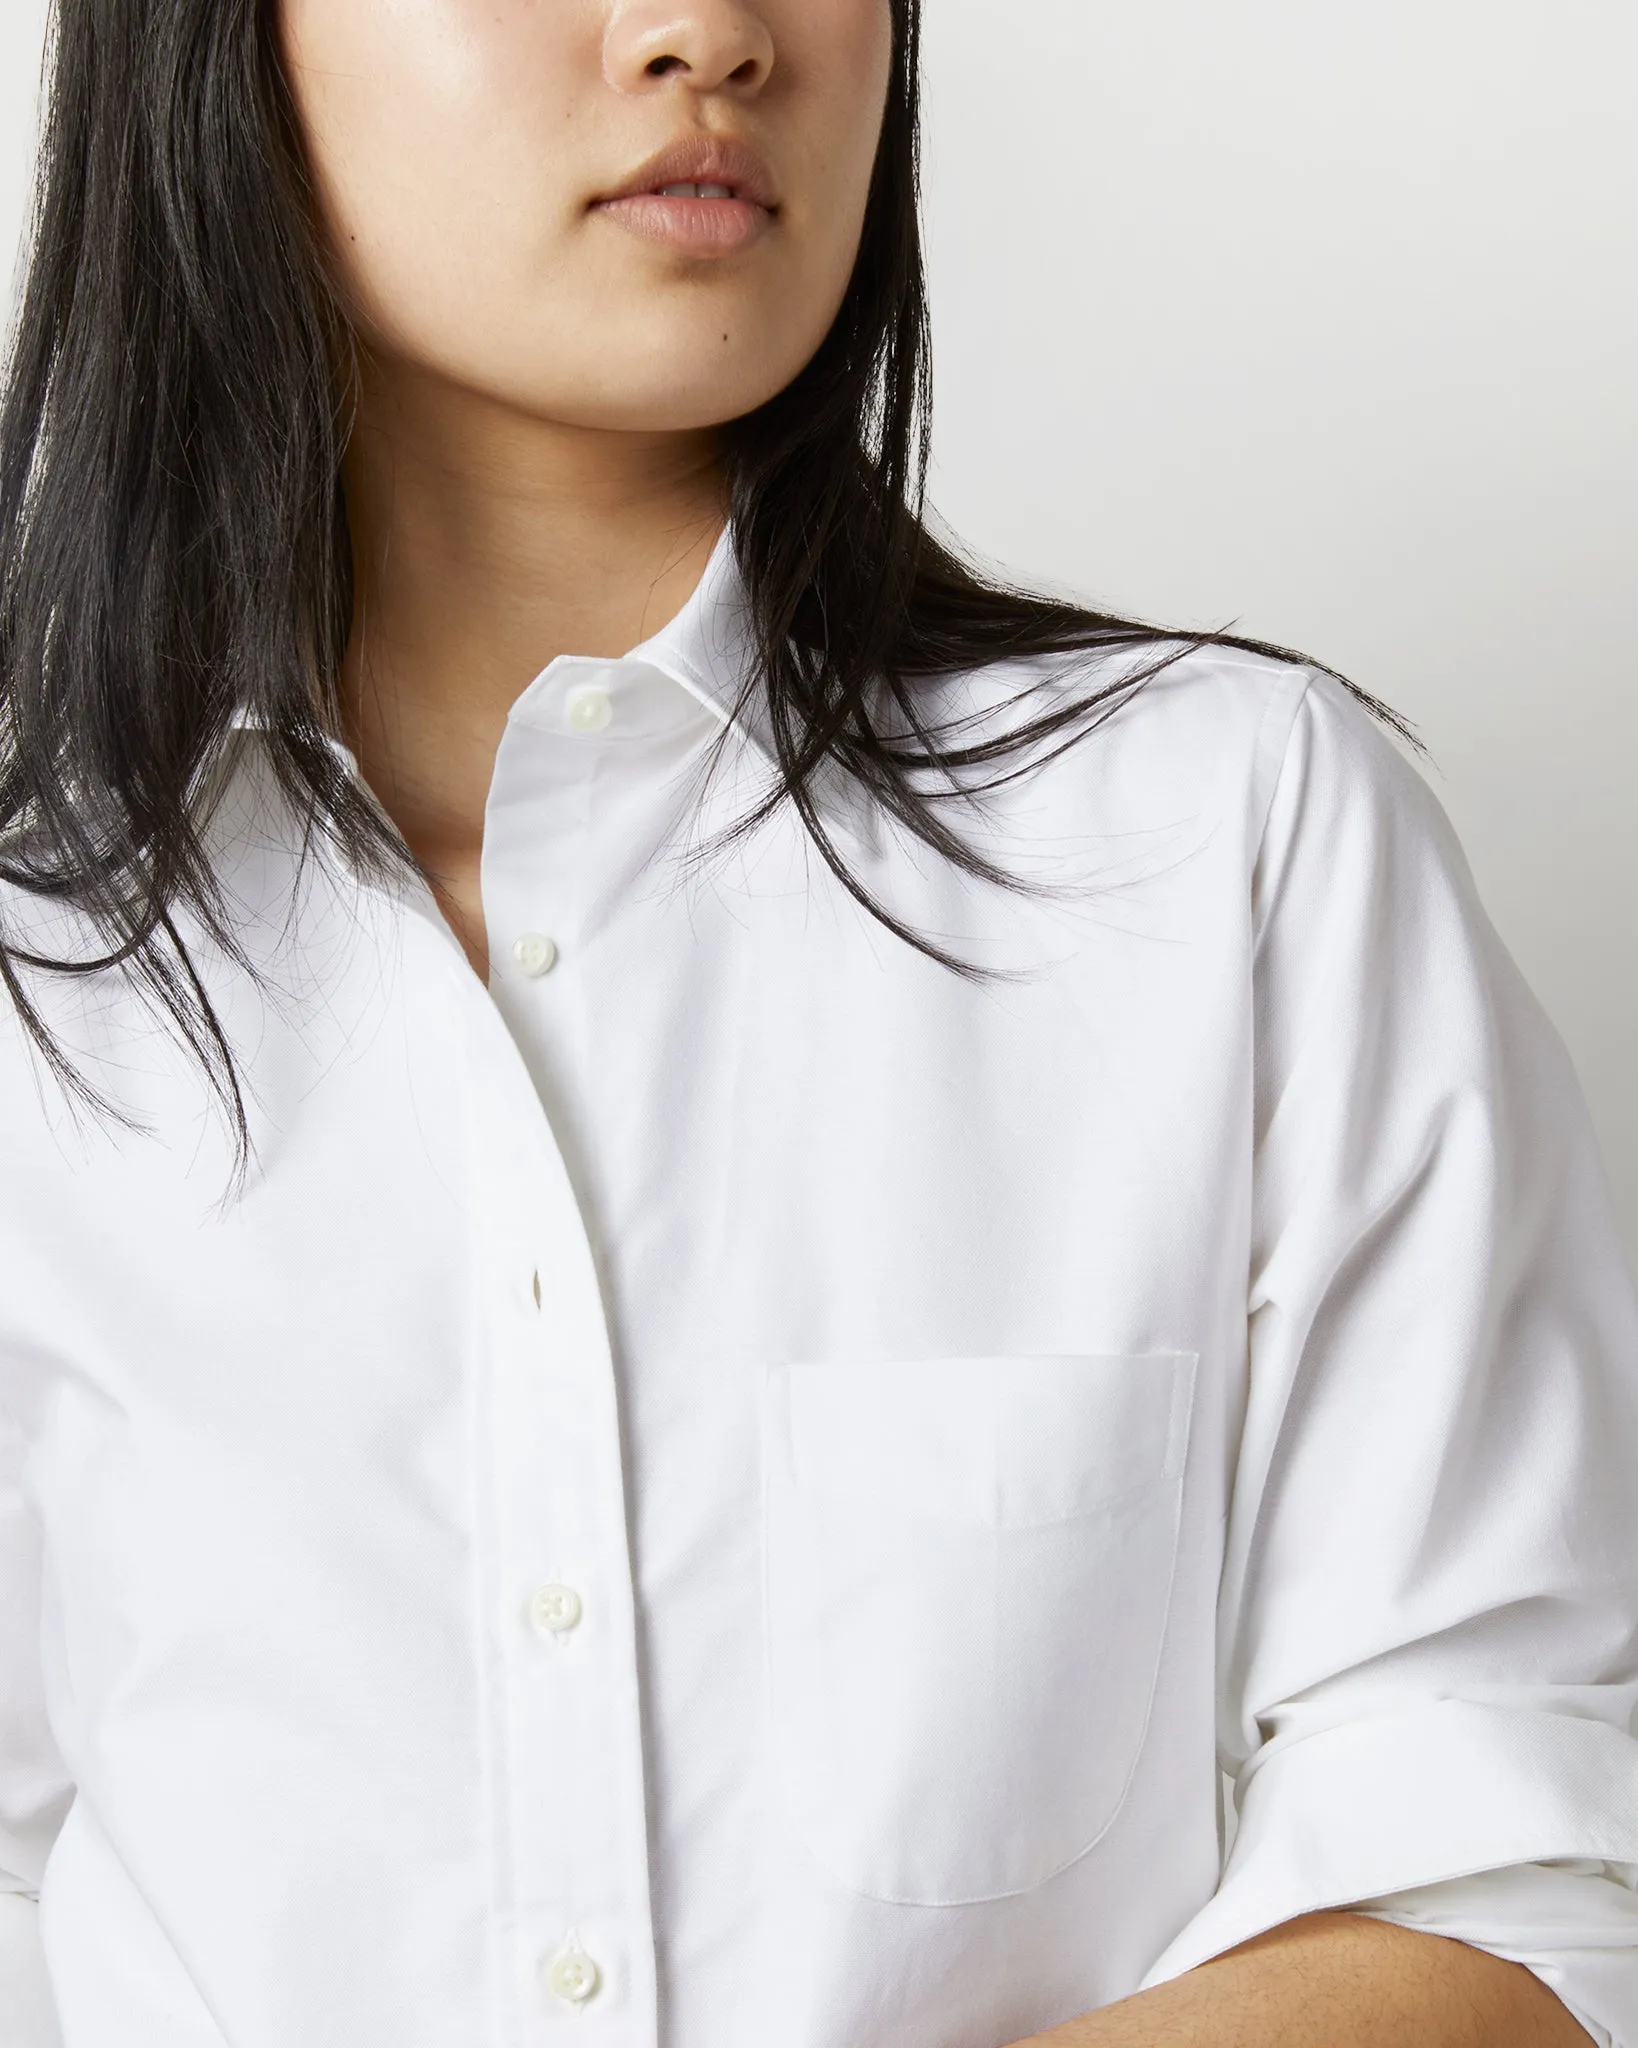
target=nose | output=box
[603,1,776,98]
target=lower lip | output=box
[592,193,772,257]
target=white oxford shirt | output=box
[3,533,1638,2048]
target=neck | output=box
[341,354,727,749]
[336,353,728,972]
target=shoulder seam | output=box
[1247,663,1319,888]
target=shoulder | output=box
[918,635,1353,848]
[1251,661,1468,907]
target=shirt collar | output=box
[620,521,763,750]
[224,523,863,840]
[623,526,868,844]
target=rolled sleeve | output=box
[1354,1859,1638,2048]
[1143,677,1638,2011]
[1147,1707,1638,1985]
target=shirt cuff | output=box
[0,1892,61,2048]
[1139,1701,1638,1990]
[1351,1859,1638,2048]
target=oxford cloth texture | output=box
[2,531,1637,2047]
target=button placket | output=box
[507,662,623,990]
[488,1201,650,2030]
[469,687,658,2039]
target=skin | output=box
[278,6,1593,2041]
[281,0,890,977]
[1028,1912,1589,2047]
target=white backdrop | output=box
[3,0,1635,1259]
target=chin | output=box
[564,385,787,434]
[502,346,814,436]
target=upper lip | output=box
[594,135,779,211]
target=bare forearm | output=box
[1013,1912,1593,2048]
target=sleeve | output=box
[1139,674,1638,2031]
[1,1397,69,2048]
[1354,1860,1638,2048]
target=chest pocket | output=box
[762,1351,1198,1905]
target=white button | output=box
[565,684,614,734]
[545,1938,601,2005]
[511,932,558,977]
[529,1583,583,1637]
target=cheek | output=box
[786,2,896,262]
[808,0,897,145]
[277,0,585,345]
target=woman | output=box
[1,2,1635,2044]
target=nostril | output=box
[646,54,686,77]
[729,58,760,84]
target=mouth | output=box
[591,135,779,257]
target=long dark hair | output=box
[0,0,1403,1156]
